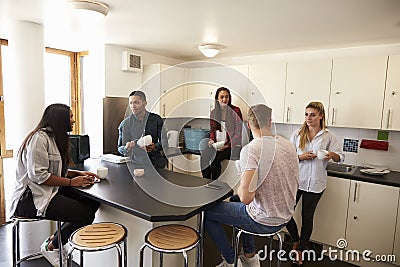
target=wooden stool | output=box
[12,217,63,267]
[233,227,283,267]
[139,224,200,267]
[67,222,127,267]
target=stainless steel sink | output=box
[326,162,357,175]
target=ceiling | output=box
[1,0,400,60]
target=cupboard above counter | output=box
[142,54,400,131]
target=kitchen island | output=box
[71,158,232,266]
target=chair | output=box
[139,224,200,267]
[66,222,127,267]
[233,227,283,267]
[12,217,63,267]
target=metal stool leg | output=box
[139,244,147,267]
[123,239,127,267]
[80,250,84,266]
[67,247,75,267]
[183,250,188,267]
[159,251,163,267]
[12,220,19,267]
[233,229,242,267]
[116,244,123,267]
[56,221,63,267]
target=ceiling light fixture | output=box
[198,44,221,58]
[71,0,109,16]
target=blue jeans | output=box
[205,201,285,263]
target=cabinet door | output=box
[330,56,388,128]
[248,62,287,123]
[346,180,398,257]
[285,59,332,124]
[311,176,350,247]
[383,55,400,130]
[393,190,400,264]
[186,65,249,118]
[142,64,162,114]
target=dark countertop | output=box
[71,158,233,222]
[328,166,400,187]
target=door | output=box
[346,180,398,257]
[311,176,350,247]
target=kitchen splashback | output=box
[275,123,400,172]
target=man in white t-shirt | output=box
[205,104,299,267]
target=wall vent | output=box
[121,51,142,72]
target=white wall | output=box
[105,44,182,97]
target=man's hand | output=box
[125,141,135,150]
[145,143,155,152]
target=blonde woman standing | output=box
[286,101,344,265]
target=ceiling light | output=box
[198,44,221,58]
[71,0,109,16]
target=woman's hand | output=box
[208,139,215,147]
[326,151,340,162]
[70,175,95,187]
[218,145,229,152]
[80,171,98,178]
[299,151,317,161]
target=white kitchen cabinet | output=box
[186,65,249,119]
[329,55,388,129]
[311,176,350,247]
[167,154,202,177]
[248,62,287,123]
[382,55,400,130]
[142,64,186,117]
[284,59,332,124]
[346,180,398,257]
[392,189,400,265]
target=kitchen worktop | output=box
[328,165,400,187]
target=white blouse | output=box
[290,128,344,193]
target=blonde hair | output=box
[248,104,272,129]
[299,101,326,150]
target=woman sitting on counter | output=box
[286,101,344,265]
[10,104,99,267]
[201,87,243,180]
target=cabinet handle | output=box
[162,103,166,117]
[332,107,337,125]
[336,91,342,95]
[353,216,358,220]
[353,182,358,202]
[290,91,294,95]
[286,107,291,123]
[386,109,392,129]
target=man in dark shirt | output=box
[118,90,167,168]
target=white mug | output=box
[137,135,152,147]
[134,169,144,176]
[212,141,225,150]
[97,167,108,179]
[317,149,329,160]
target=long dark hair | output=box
[18,104,72,175]
[212,87,233,132]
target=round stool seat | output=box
[146,224,199,250]
[71,222,126,250]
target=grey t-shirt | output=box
[239,135,299,226]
